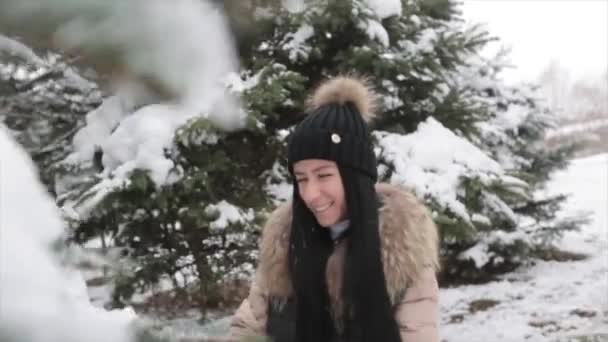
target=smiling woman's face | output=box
[293,159,347,227]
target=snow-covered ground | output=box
[441,153,608,342]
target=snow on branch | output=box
[376,117,506,223]
[0,34,45,65]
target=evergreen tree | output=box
[218,0,582,285]
[1,36,101,194]
[436,49,586,282]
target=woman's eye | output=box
[319,174,332,179]
[296,178,307,183]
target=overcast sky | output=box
[461,0,608,84]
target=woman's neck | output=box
[329,219,350,240]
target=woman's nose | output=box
[302,179,321,201]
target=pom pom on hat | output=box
[307,75,378,123]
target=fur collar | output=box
[254,183,440,305]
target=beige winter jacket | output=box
[230,183,440,341]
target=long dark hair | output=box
[287,165,401,342]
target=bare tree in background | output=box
[540,61,608,156]
[539,61,608,122]
[538,60,571,118]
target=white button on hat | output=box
[331,133,341,144]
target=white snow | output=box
[63,103,204,216]
[376,117,505,223]
[3,0,240,111]
[55,0,242,140]
[59,0,238,108]
[460,242,490,269]
[492,103,532,133]
[66,96,131,165]
[459,229,529,269]
[264,160,292,204]
[549,154,607,256]
[205,200,255,230]
[363,0,402,19]
[224,69,264,93]
[383,94,404,110]
[409,14,421,26]
[283,0,306,13]
[55,0,248,217]
[471,213,492,226]
[0,125,136,342]
[360,19,390,47]
[99,104,185,185]
[0,34,45,65]
[482,192,518,225]
[441,154,608,341]
[412,28,438,55]
[283,24,315,62]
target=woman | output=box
[230,76,440,342]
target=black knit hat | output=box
[287,76,378,181]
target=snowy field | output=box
[440,153,608,342]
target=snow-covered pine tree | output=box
[0,35,101,195]
[437,49,586,283]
